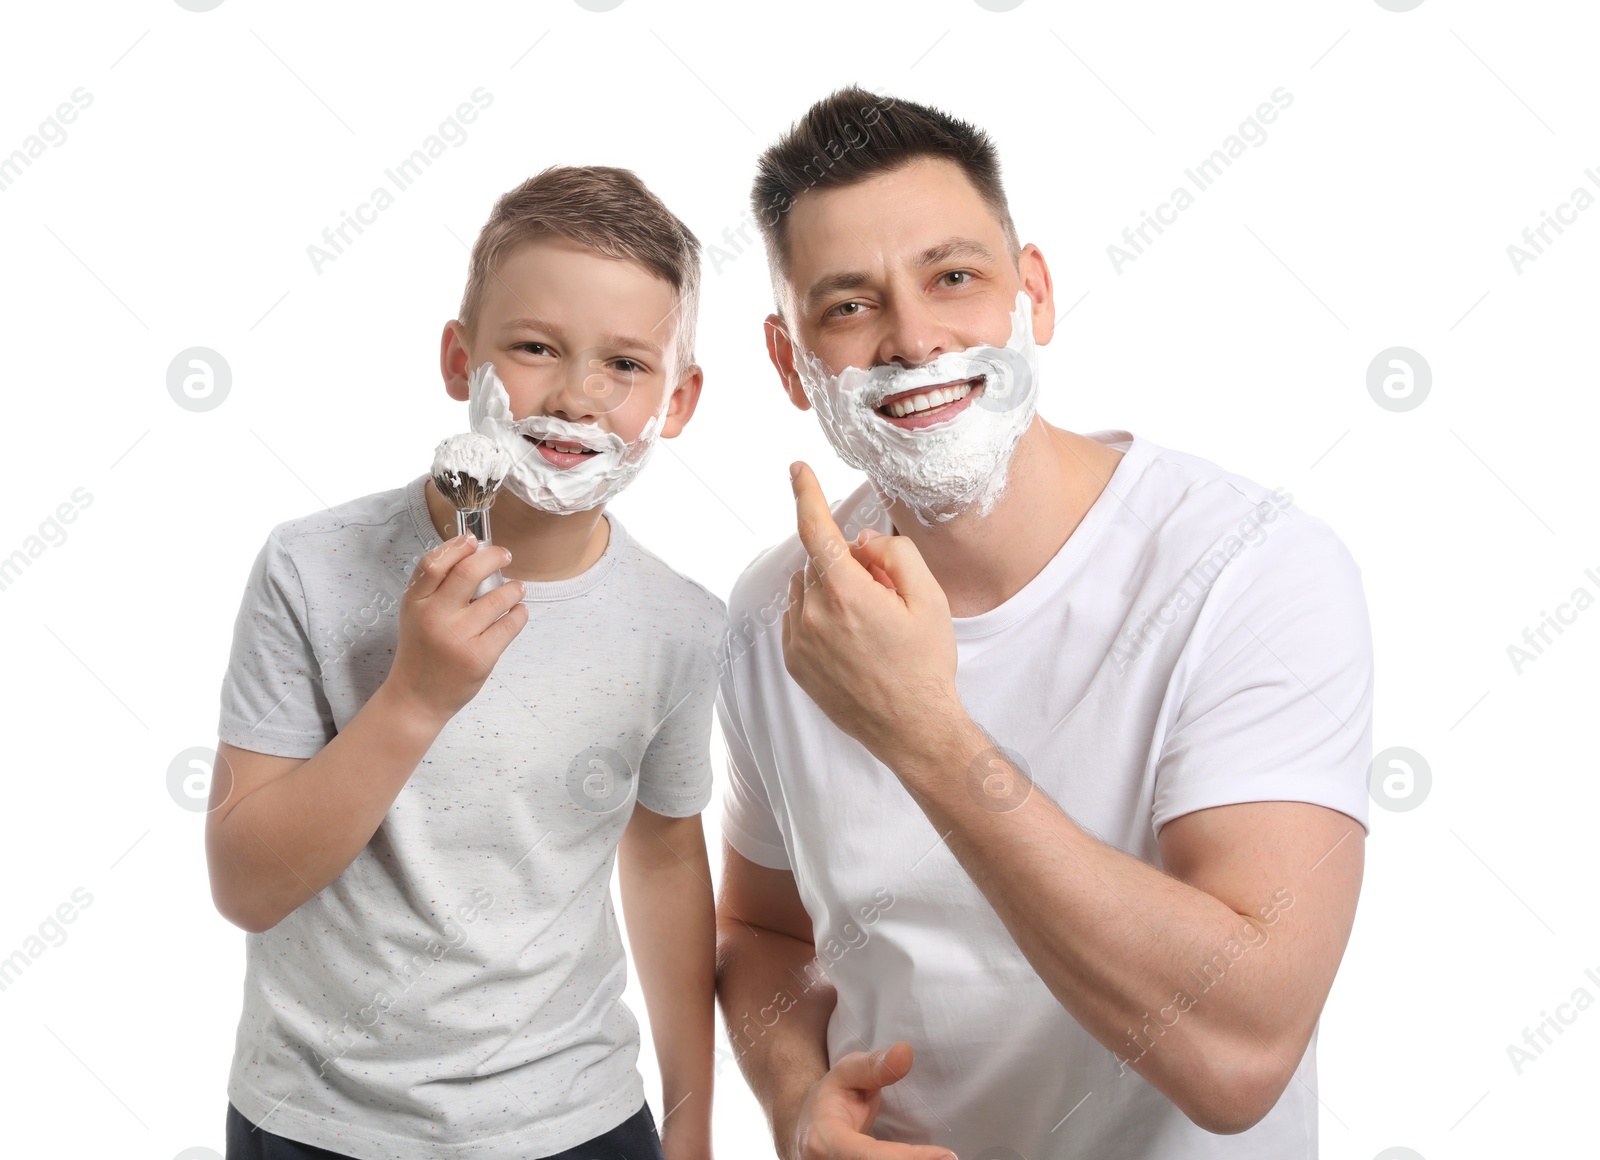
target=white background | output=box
[1,1,1595,1156]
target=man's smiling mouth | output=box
[875,376,984,423]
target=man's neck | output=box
[423,478,610,582]
[886,421,1124,618]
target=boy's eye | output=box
[611,359,642,374]
[515,342,551,356]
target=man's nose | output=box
[874,303,957,369]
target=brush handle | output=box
[455,508,492,543]
[454,509,507,601]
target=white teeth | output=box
[884,382,972,418]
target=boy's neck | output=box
[423,477,611,582]
[884,421,1124,619]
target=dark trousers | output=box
[226,1099,665,1160]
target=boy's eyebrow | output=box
[597,333,662,357]
[501,316,562,340]
[502,317,661,357]
[801,237,999,309]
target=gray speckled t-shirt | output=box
[216,473,725,1159]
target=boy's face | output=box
[765,156,1053,417]
[442,235,700,463]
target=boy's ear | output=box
[764,313,811,412]
[659,361,705,439]
[440,320,473,401]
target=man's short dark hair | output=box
[750,86,1020,284]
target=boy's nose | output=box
[545,357,621,423]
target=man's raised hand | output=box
[781,462,959,762]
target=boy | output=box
[206,166,721,1160]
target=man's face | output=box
[444,235,699,467]
[769,156,1053,422]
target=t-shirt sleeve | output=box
[636,604,726,818]
[1152,514,1374,837]
[217,529,338,759]
[715,653,792,870]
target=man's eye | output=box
[828,301,863,318]
[941,271,972,287]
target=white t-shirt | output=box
[717,429,1373,1159]
[217,474,725,1159]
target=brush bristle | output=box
[431,433,511,511]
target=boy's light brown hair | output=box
[458,165,702,373]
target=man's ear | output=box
[1017,243,1056,347]
[764,313,811,412]
[659,361,705,439]
[440,320,473,401]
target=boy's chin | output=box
[495,488,608,520]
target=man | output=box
[714,87,1372,1159]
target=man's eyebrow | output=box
[801,237,1001,308]
[915,237,999,267]
[802,269,873,308]
[502,317,660,356]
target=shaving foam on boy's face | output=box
[793,290,1040,524]
[466,361,669,514]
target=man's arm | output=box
[618,804,716,1160]
[714,842,954,1160]
[714,843,833,1159]
[886,716,1362,1134]
[781,462,1366,1134]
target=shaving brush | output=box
[430,433,514,599]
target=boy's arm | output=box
[207,684,446,933]
[618,804,716,1160]
[207,533,526,933]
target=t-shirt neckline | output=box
[944,429,1150,640]
[404,473,626,602]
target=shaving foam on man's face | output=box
[466,360,669,514]
[793,290,1040,524]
